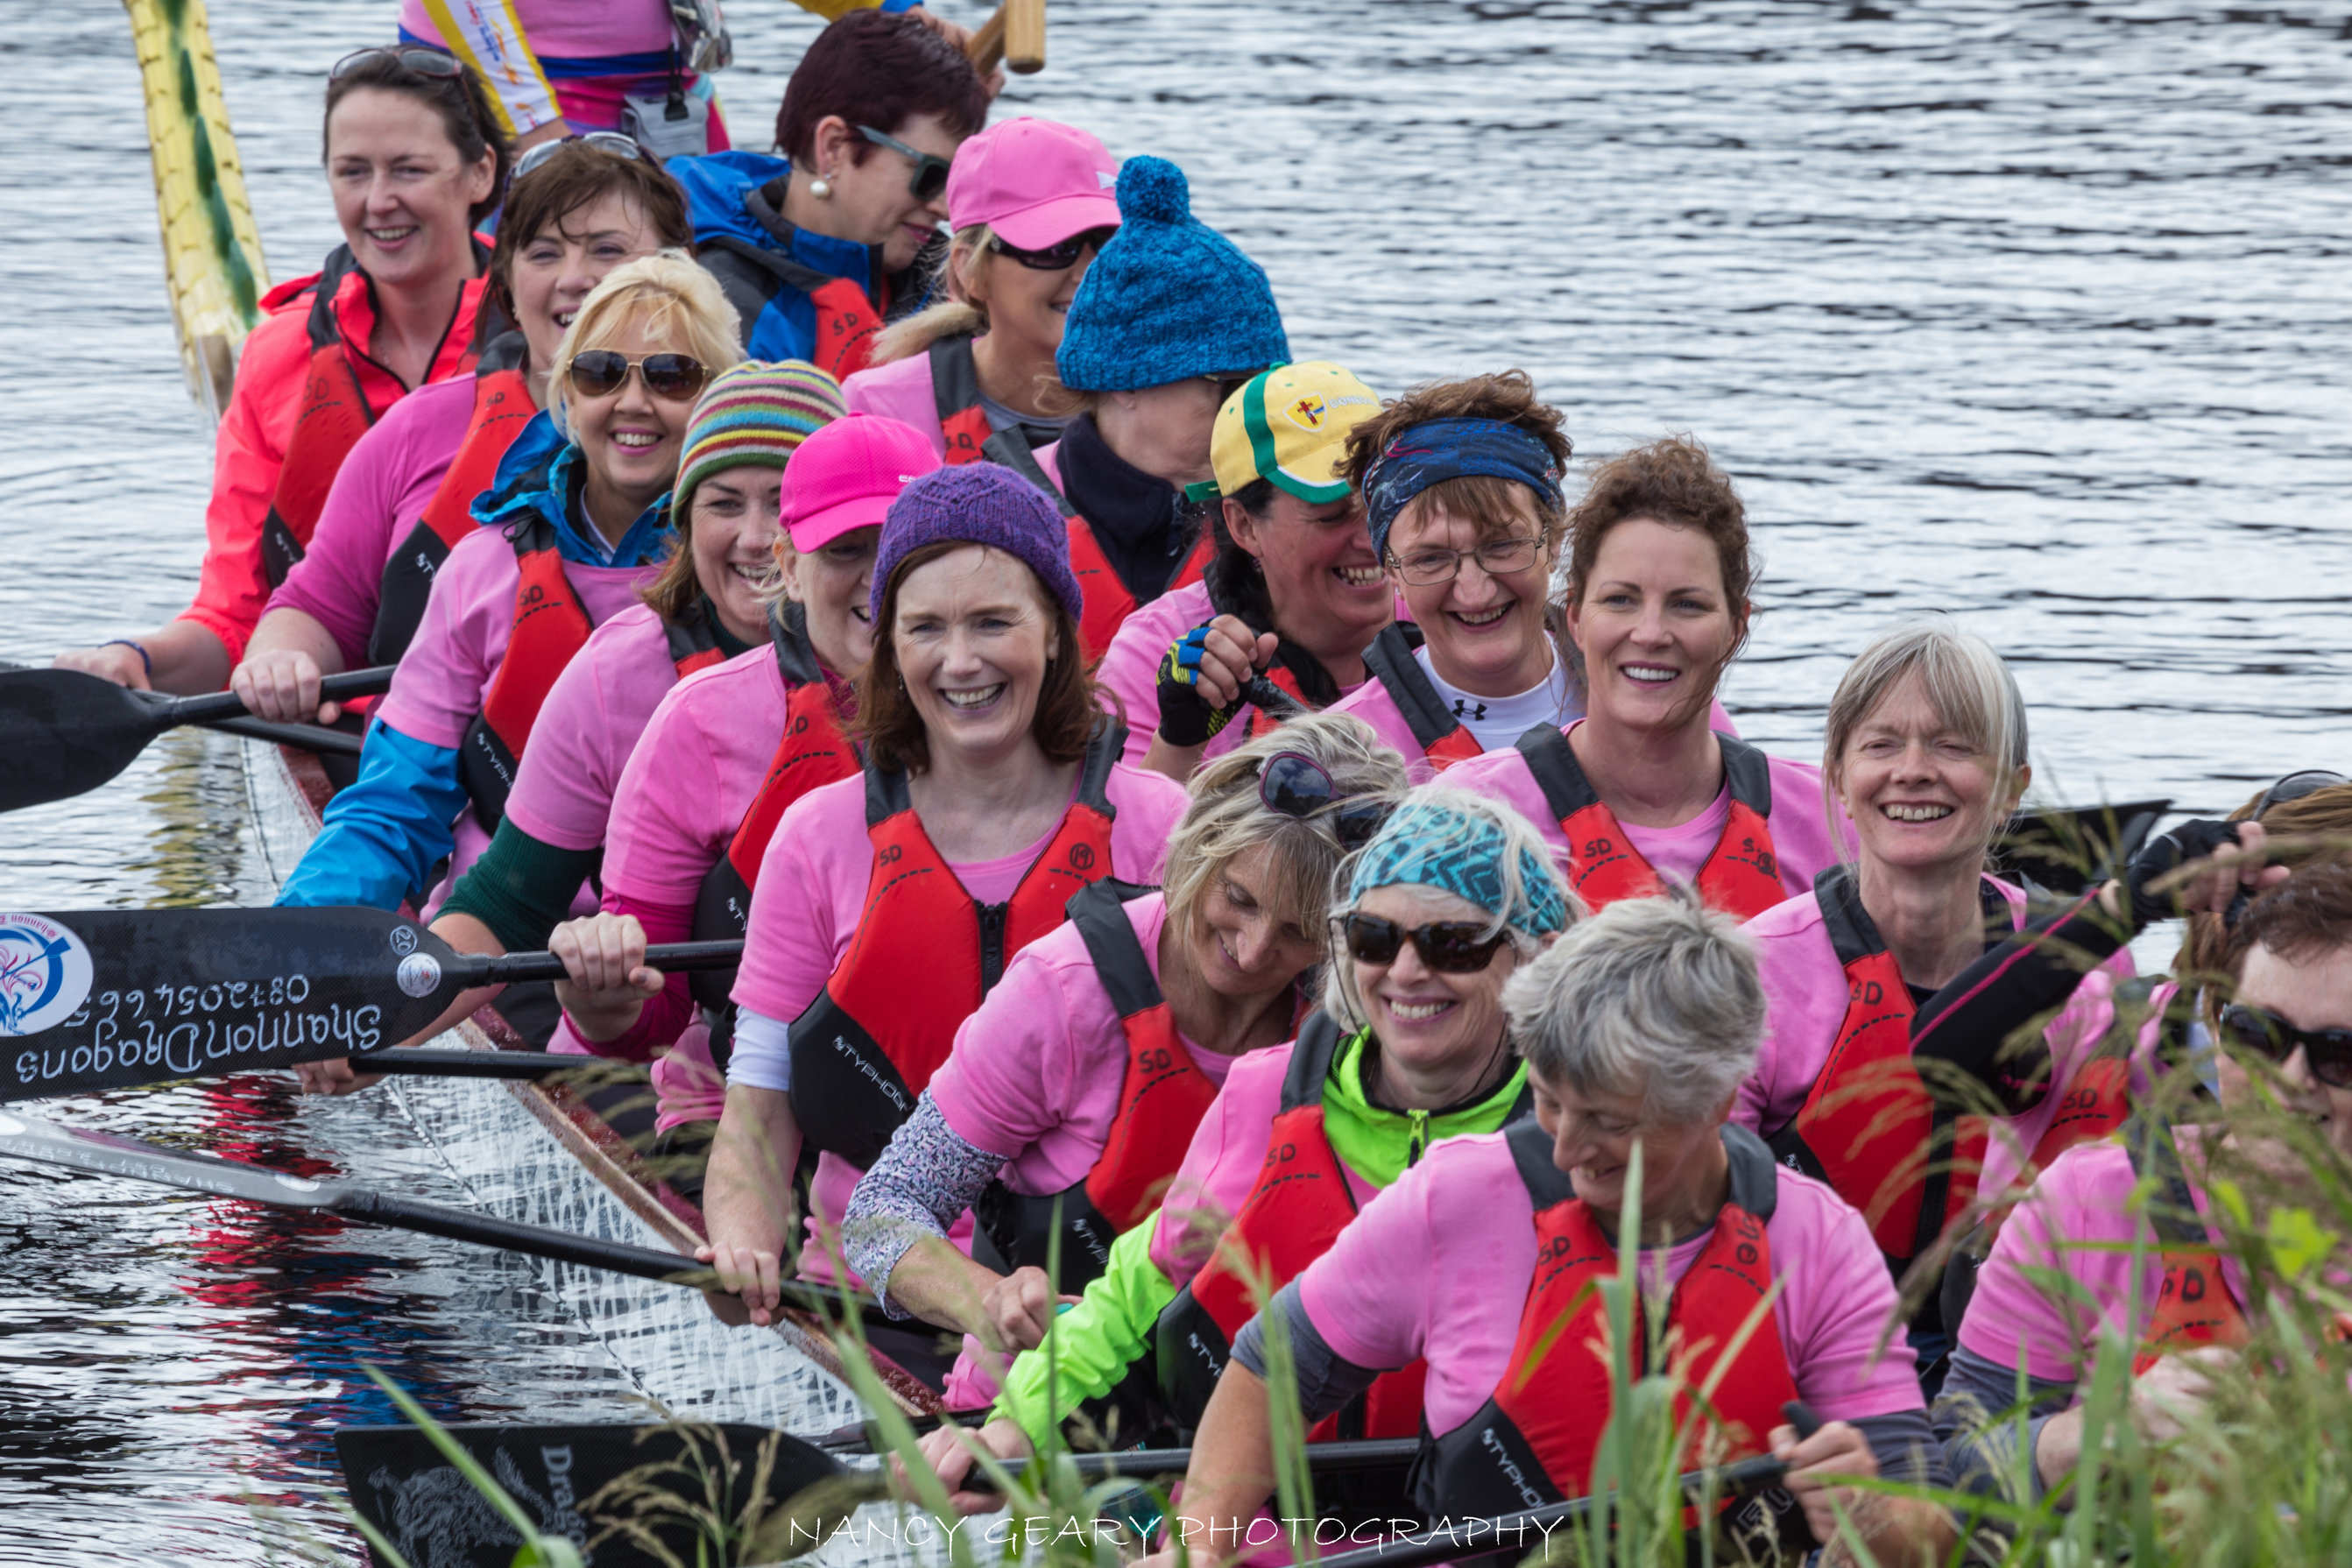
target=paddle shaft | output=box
[159,666,392,727]
[199,713,364,755]
[444,938,745,987]
[350,1047,640,1079]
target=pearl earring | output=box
[810,173,833,198]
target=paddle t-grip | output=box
[1782,1400,1825,1441]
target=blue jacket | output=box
[667,151,923,366]
[277,419,672,913]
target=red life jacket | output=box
[1768,867,2132,1270]
[456,517,725,831]
[370,335,536,666]
[1512,724,1787,919]
[973,880,1221,1284]
[786,719,1130,1168]
[1071,520,1214,666]
[1155,1014,1435,1441]
[689,604,861,1068]
[2127,1119,2250,1374]
[1416,1121,1809,1556]
[1356,623,1485,770]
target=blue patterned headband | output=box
[1347,800,1571,937]
[1360,417,1564,560]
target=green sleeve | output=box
[437,817,603,954]
[990,1215,1177,1442]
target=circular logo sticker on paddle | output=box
[396,953,441,999]
[389,924,419,957]
[0,915,94,1038]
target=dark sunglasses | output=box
[856,124,952,204]
[1338,912,1512,974]
[1259,752,1388,850]
[568,350,709,402]
[332,46,465,81]
[2218,1003,2352,1090]
[996,226,1117,272]
[512,131,642,186]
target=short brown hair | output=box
[1340,371,1574,554]
[487,142,695,341]
[2234,858,2352,966]
[321,49,509,227]
[774,10,988,168]
[854,541,1099,774]
[2176,782,2352,982]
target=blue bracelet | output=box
[101,639,152,678]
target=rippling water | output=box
[2,0,2348,1557]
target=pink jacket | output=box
[840,350,950,458]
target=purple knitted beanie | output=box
[870,463,1084,626]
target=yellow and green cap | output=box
[1184,362,1382,505]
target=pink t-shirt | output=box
[1737,876,2133,1211]
[1295,1131,1927,1436]
[927,891,1248,1195]
[1445,720,1852,902]
[727,757,1188,1269]
[1956,1134,2239,1384]
[267,375,477,667]
[374,520,656,906]
[840,351,949,458]
[502,604,687,851]
[399,0,675,58]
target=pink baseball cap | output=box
[946,117,1121,251]
[782,413,943,551]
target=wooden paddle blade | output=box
[0,907,461,1100]
[0,1104,344,1207]
[1005,0,1045,72]
[334,1422,843,1568]
[0,668,165,812]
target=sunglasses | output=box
[331,46,465,81]
[856,124,952,204]
[512,131,642,186]
[568,350,709,402]
[1259,752,1388,851]
[996,226,1117,272]
[2217,1003,2352,1090]
[1338,912,1513,974]
[2221,768,2348,928]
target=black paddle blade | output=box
[0,907,458,1100]
[0,667,166,812]
[335,1422,844,1568]
[0,1104,343,1207]
[1996,798,2172,896]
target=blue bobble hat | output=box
[1054,156,1290,393]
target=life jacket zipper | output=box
[978,901,1010,992]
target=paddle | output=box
[1996,796,2172,896]
[0,903,741,1102]
[198,712,365,755]
[351,1047,648,1080]
[0,663,393,811]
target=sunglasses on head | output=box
[332,46,465,81]
[2221,767,2348,928]
[1338,912,1512,974]
[996,226,1117,272]
[568,350,709,402]
[856,124,952,204]
[1258,752,1388,850]
[512,131,642,186]
[2218,1003,2352,1090]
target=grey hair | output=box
[1321,785,1578,1030]
[1822,617,2029,865]
[1502,879,1763,1127]
[1160,713,1410,948]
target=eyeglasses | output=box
[1338,912,1513,974]
[1200,371,1257,402]
[1259,752,1388,851]
[2217,1003,2352,1090]
[568,350,709,402]
[995,226,1117,272]
[1388,535,1544,588]
[512,131,642,186]
[856,124,952,204]
[331,46,465,81]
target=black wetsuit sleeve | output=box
[1231,1282,1383,1424]
[1932,1346,2077,1504]
[1909,890,2129,1115]
[436,818,603,955]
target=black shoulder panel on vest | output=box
[1718,733,1775,816]
[1721,1122,1781,1223]
[1512,723,1596,820]
[1505,1114,1578,1207]
[929,331,981,416]
[1076,714,1128,812]
[1812,864,1882,971]
[2122,1117,2208,1247]
[1281,1011,1347,1112]
[1359,624,1460,752]
[663,604,724,666]
[769,599,827,687]
[1066,879,1163,1020]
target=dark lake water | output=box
[2,0,2348,1557]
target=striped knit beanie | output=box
[669,360,846,525]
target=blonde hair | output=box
[1823,617,2029,868]
[549,251,745,434]
[1159,714,1410,948]
[868,224,993,366]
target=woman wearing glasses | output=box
[701,463,1187,1319]
[1449,435,1845,920]
[912,790,1566,1506]
[55,47,508,697]
[275,255,741,936]
[670,10,986,379]
[837,715,1405,1409]
[1944,859,2352,1501]
[232,138,695,725]
[844,118,1119,478]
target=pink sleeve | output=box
[501,613,665,852]
[839,356,951,458]
[1760,756,1855,898]
[554,889,696,1061]
[267,392,452,667]
[1295,1156,1437,1374]
[1446,746,1572,858]
[1095,599,1187,766]
[1107,765,1188,878]
[1954,1148,2151,1384]
[1774,1182,1925,1421]
[928,943,1086,1161]
[374,529,506,748]
[729,787,851,1023]
[1736,908,1842,1134]
[601,681,730,909]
